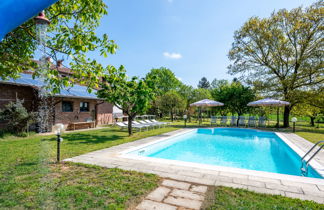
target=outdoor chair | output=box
[238,116,246,127]
[248,116,256,127]
[258,116,267,127]
[220,116,228,126]
[210,116,217,126]
[230,116,237,127]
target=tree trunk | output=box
[310,117,315,127]
[128,116,133,136]
[283,106,290,128]
[170,110,174,122]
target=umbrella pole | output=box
[199,107,202,126]
[277,107,279,129]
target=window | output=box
[80,102,89,112]
[62,101,73,112]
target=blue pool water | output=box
[129,128,322,178]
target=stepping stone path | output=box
[136,179,208,210]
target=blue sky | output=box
[91,0,315,87]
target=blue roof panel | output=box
[0,73,99,99]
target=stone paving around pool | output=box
[136,179,208,210]
[65,129,324,204]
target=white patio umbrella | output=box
[247,98,290,128]
[190,99,224,125]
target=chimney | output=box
[56,59,63,68]
[45,57,52,63]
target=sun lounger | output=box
[123,121,150,131]
[248,116,256,127]
[137,120,158,128]
[146,120,167,127]
[151,119,169,125]
[142,120,163,128]
[238,116,246,127]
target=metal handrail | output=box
[301,141,324,162]
[300,141,324,176]
[305,144,324,166]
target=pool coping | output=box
[64,128,324,203]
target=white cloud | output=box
[163,52,182,59]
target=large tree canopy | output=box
[98,66,156,135]
[211,82,256,116]
[145,67,181,95]
[156,90,186,122]
[0,0,117,93]
[228,1,323,127]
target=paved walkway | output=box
[136,179,208,210]
[65,129,324,204]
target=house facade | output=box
[0,62,115,132]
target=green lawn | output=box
[0,126,177,209]
[204,186,324,209]
[1,124,323,209]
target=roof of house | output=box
[0,73,99,100]
[31,59,73,75]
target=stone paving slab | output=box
[164,196,202,210]
[146,187,171,202]
[136,199,177,210]
[162,180,191,190]
[137,179,206,210]
[190,185,208,194]
[170,189,204,201]
[65,129,324,204]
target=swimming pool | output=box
[127,128,322,179]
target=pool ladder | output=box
[300,141,324,176]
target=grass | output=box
[0,126,177,209]
[1,123,323,208]
[203,186,324,209]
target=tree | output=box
[191,88,212,103]
[211,82,255,117]
[292,90,324,126]
[145,67,181,95]
[0,0,118,93]
[211,79,229,89]
[156,91,186,122]
[197,77,210,89]
[97,66,156,135]
[0,99,36,134]
[228,1,323,127]
[177,84,194,108]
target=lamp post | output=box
[291,117,297,133]
[53,123,65,163]
[183,115,187,128]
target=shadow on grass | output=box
[41,133,123,145]
[64,133,123,144]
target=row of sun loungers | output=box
[211,116,266,127]
[116,119,168,131]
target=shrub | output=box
[0,99,36,134]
